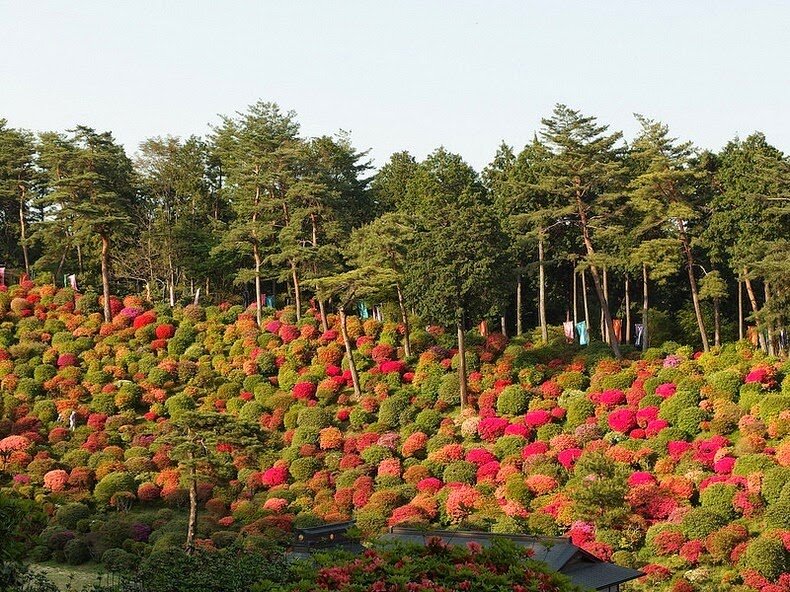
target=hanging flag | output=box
[634,324,645,347]
[266,295,275,308]
[575,321,589,346]
[357,301,369,320]
[612,318,623,343]
[562,321,575,343]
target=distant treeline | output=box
[0,102,787,360]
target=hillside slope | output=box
[1,283,788,591]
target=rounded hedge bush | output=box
[496,385,530,416]
[739,536,788,580]
[680,507,727,539]
[442,461,477,484]
[101,547,138,572]
[94,472,137,505]
[63,537,91,565]
[699,483,737,520]
[288,457,321,482]
[55,503,91,530]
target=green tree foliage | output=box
[539,105,626,358]
[402,148,512,405]
[36,126,138,321]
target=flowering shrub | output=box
[1,285,786,591]
[264,539,575,592]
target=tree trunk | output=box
[576,200,623,356]
[572,264,578,325]
[339,308,361,398]
[677,220,709,351]
[581,269,590,331]
[738,279,744,341]
[291,261,302,321]
[743,269,767,352]
[642,263,649,352]
[538,237,548,343]
[764,281,775,356]
[500,315,507,337]
[168,253,176,307]
[516,271,523,336]
[601,267,609,343]
[100,234,112,323]
[253,242,262,326]
[457,316,468,409]
[318,299,329,333]
[18,187,30,275]
[713,297,721,347]
[625,275,631,343]
[186,455,197,554]
[396,283,412,358]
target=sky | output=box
[1,1,789,170]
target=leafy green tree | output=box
[486,138,565,340]
[539,105,626,357]
[211,102,301,324]
[706,133,790,353]
[133,135,222,303]
[0,120,37,274]
[36,126,138,321]
[313,267,398,396]
[403,148,512,406]
[370,150,418,214]
[273,133,372,329]
[156,411,270,553]
[629,116,711,351]
[347,212,416,356]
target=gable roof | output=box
[382,527,643,591]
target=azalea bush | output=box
[0,283,788,591]
[254,538,582,592]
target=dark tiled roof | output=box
[382,527,643,591]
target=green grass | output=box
[28,562,103,591]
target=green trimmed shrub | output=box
[496,385,530,416]
[762,467,790,504]
[438,373,461,406]
[733,453,776,477]
[764,498,790,529]
[494,435,527,460]
[63,537,90,565]
[699,483,737,520]
[101,547,138,572]
[55,503,91,530]
[659,391,700,424]
[442,461,477,484]
[680,507,727,539]
[739,536,788,580]
[758,395,790,421]
[94,472,137,505]
[288,457,321,482]
[676,407,707,437]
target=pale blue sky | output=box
[2,1,788,169]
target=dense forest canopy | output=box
[1,101,788,363]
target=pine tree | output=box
[403,148,512,407]
[211,102,301,325]
[540,105,626,358]
[629,116,711,351]
[0,120,37,274]
[36,127,138,321]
